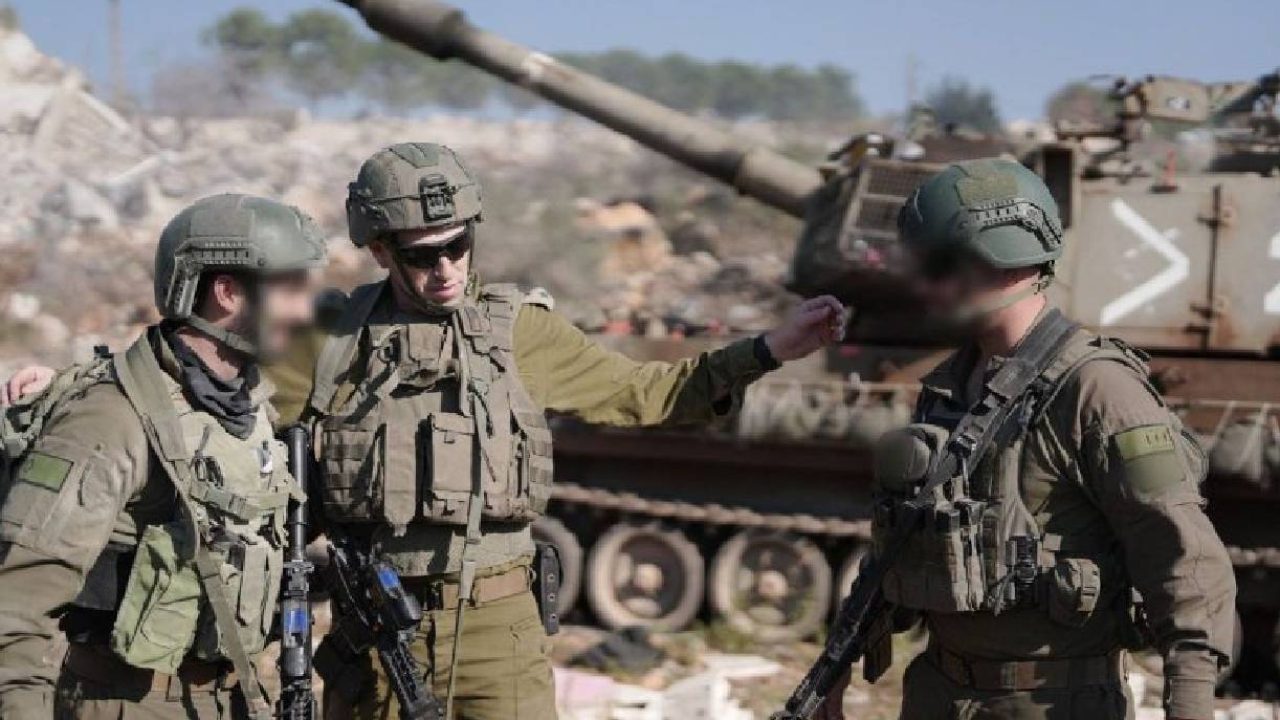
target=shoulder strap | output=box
[476,283,523,354]
[924,309,1080,497]
[307,282,385,417]
[112,332,272,720]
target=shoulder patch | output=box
[1113,424,1184,494]
[1113,424,1176,461]
[16,450,74,491]
[523,287,555,311]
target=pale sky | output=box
[9,0,1279,120]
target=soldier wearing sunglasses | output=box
[269,142,845,720]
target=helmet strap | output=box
[184,277,264,358]
[185,315,258,357]
[953,272,1054,324]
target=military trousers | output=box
[898,651,1134,720]
[323,589,557,720]
[54,645,252,720]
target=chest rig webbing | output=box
[874,311,1169,621]
[99,329,294,719]
[308,281,555,536]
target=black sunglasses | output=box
[391,231,473,269]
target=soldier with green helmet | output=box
[0,194,327,719]
[816,159,1235,720]
[261,141,844,720]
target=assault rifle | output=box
[772,311,1081,719]
[314,537,444,720]
[276,425,316,720]
[767,510,912,720]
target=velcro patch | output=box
[956,166,1018,205]
[1113,424,1176,461]
[16,451,73,492]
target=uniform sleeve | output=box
[0,391,148,719]
[1067,362,1235,720]
[262,326,326,427]
[513,305,769,426]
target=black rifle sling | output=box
[916,308,1078,511]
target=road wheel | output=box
[532,516,583,617]
[708,530,832,642]
[833,543,870,608]
[585,522,704,632]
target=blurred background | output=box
[1,2,1278,718]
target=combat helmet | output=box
[898,158,1063,274]
[155,193,328,355]
[346,142,483,247]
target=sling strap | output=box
[112,332,273,720]
[307,282,386,417]
[883,310,1080,575]
[929,309,1079,490]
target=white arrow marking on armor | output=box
[1100,199,1190,326]
[1264,230,1280,314]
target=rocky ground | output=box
[0,22,813,379]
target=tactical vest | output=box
[872,327,1203,626]
[307,281,555,535]
[64,332,296,683]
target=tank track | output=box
[551,482,870,537]
[551,482,1280,569]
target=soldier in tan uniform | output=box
[0,195,327,719]
[261,142,844,720]
[816,159,1236,720]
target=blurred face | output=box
[253,269,320,359]
[371,223,473,310]
[906,248,1019,333]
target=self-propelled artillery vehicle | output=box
[337,0,1280,685]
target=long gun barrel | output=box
[276,425,316,720]
[338,0,822,217]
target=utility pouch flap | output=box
[109,521,202,673]
[422,413,476,522]
[1046,557,1101,627]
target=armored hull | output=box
[339,0,1280,686]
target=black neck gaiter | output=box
[166,330,259,439]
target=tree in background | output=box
[1045,81,1110,127]
[361,39,436,114]
[926,76,1002,133]
[202,8,281,106]
[277,9,362,109]
[199,6,865,122]
[0,3,18,31]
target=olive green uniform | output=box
[0,331,291,720]
[890,313,1235,720]
[268,281,768,720]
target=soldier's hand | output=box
[2,365,56,406]
[814,667,851,720]
[763,295,846,362]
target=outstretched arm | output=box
[514,295,845,426]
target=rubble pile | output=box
[0,25,793,375]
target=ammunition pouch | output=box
[1045,556,1102,627]
[312,283,555,531]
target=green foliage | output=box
[202,7,865,121]
[277,9,363,106]
[204,8,279,76]
[926,76,1002,133]
[0,3,17,31]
